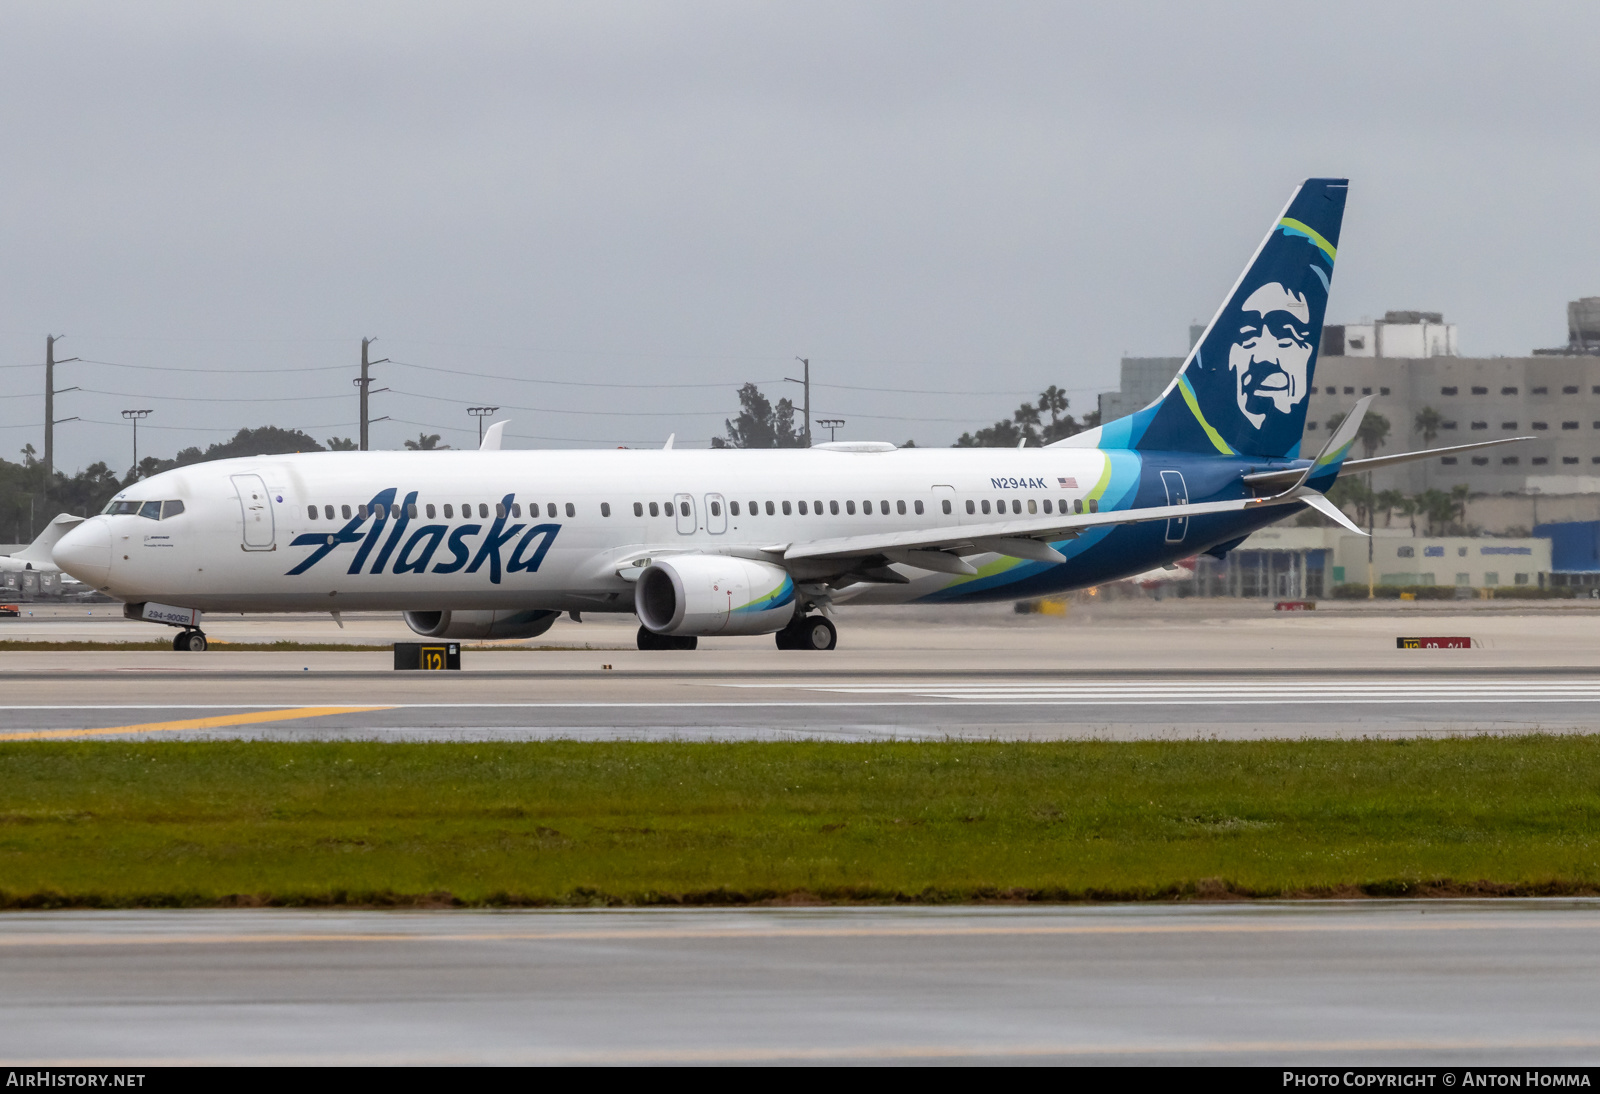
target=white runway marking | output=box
[727,678,1600,705]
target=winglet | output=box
[1267,394,1371,498]
[663,433,675,451]
[479,420,509,452]
[1300,491,1368,536]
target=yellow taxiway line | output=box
[0,706,394,741]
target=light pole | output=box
[468,407,499,446]
[785,357,811,447]
[121,410,153,476]
[816,418,845,443]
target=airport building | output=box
[1188,526,1552,599]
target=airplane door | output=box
[1160,470,1188,544]
[231,474,276,550]
[674,493,696,535]
[704,493,727,534]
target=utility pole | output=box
[467,407,499,446]
[785,357,812,447]
[817,418,845,443]
[1366,468,1375,600]
[355,337,390,451]
[44,335,80,498]
[121,410,153,475]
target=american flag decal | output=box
[1058,477,1077,489]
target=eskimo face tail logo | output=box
[287,489,559,584]
[1230,282,1314,429]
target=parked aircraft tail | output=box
[12,513,85,566]
[1061,177,1348,459]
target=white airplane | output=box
[0,513,84,574]
[51,179,1525,652]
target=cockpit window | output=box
[108,499,184,520]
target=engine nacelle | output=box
[635,555,796,636]
[403,609,560,641]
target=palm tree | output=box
[1451,484,1470,529]
[1414,406,1442,488]
[404,433,448,451]
[1037,385,1070,437]
[1375,488,1406,527]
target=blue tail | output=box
[1086,178,1347,459]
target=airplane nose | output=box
[52,518,111,588]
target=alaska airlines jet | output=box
[51,179,1524,652]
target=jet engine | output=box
[403,609,560,641]
[635,555,796,636]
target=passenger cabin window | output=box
[765,501,775,516]
[443,504,454,518]
[391,504,401,519]
[813,499,823,513]
[601,503,611,517]
[426,504,436,519]
[407,504,418,519]
[478,503,489,518]
[880,500,890,515]
[565,503,575,517]
[781,501,791,515]
[914,500,924,515]
[307,505,318,519]
[830,501,839,515]
[981,500,991,515]
[728,501,739,516]
[649,502,659,517]
[1043,499,1052,514]
[965,500,975,514]
[709,501,721,517]
[797,501,807,515]
[846,500,856,515]
[897,500,906,515]
[1028,499,1037,514]
[939,500,949,515]
[548,503,558,518]
[342,505,352,519]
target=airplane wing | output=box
[776,490,1309,572]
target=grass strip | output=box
[0,737,1596,908]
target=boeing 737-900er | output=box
[52,179,1527,652]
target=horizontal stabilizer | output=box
[1242,435,1534,488]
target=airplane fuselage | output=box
[55,445,1294,615]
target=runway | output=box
[2,901,1597,1065]
[4,604,1600,738]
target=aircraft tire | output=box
[795,615,837,651]
[181,630,208,652]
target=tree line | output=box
[710,382,1098,449]
[1,426,360,542]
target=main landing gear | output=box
[171,628,208,652]
[775,614,836,651]
[636,626,697,651]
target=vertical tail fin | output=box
[1071,178,1348,459]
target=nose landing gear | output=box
[172,629,208,652]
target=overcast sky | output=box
[2,0,1597,470]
